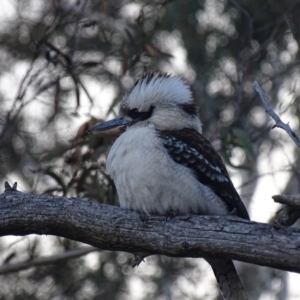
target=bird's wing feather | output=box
[159,128,249,220]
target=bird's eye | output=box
[129,109,141,119]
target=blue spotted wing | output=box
[158,128,249,220]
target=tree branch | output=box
[273,194,300,207]
[253,81,300,147]
[0,246,98,275]
[273,194,300,226]
[1,184,300,274]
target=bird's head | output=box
[87,72,202,137]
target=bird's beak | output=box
[87,117,131,137]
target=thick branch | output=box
[253,81,300,147]
[1,187,300,273]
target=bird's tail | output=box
[205,258,248,300]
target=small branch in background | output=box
[0,246,99,275]
[273,194,300,226]
[253,81,300,147]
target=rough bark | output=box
[273,194,300,226]
[1,186,300,274]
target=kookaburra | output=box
[88,72,249,300]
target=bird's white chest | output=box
[106,126,228,216]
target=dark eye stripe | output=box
[178,103,198,116]
[128,109,140,119]
[128,106,154,122]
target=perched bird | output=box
[88,72,249,300]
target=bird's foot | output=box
[165,210,178,220]
[138,212,149,222]
[131,252,150,267]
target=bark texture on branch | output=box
[273,194,300,226]
[1,186,300,273]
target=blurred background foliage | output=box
[0,0,300,299]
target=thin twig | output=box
[0,246,99,275]
[253,81,300,147]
